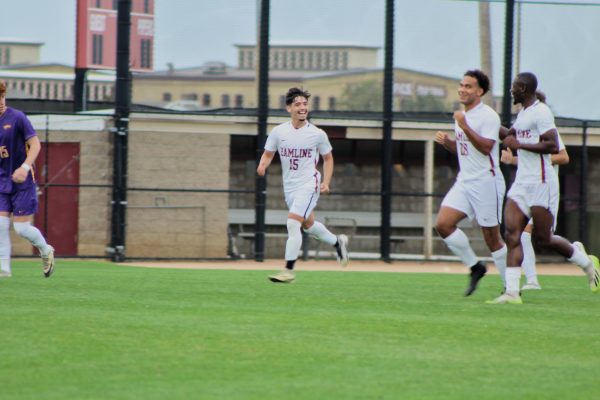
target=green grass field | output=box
[1,260,599,400]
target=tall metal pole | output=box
[579,121,589,245]
[501,0,515,129]
[254,0,270,262]
[74,68,88,112]
[478,2,493,106]
[380,0,394,262]
[109,0,132,262]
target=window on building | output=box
[163,92,172,102]
[95,85,101,101]
[143,0,150,13]
[281,51,288,69]
[333,51,339,70]
[299,52,305,70]
[182,93,198,101]
[308,52,314,70]
[0,48,3,65]
[53,83,59,99]
[36,82,41,97]
[290,51,296,70]
[20,82,26,91]
[247,51,254,69]
[235,95,243,108]
[96,0,102,8]
[279,95,286,109]
[239,51,245,69]
[113,0,118,10]
[324,52,331,70]
[92,34,104,65]
[4,48,9,65]
[328,97,336,110]
[140,39,152,69]
[273,52,279,69]
[342,51,348,69]
[221,94,230,107]
[316,52,322,70]
[62,84,67,99]
[313,96,321,111]
[202,94,211,107]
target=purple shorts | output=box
[0,185,39,216]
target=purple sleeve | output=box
[18,112,37,141]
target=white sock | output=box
[0,216,11,274]
[521,232,538,284]
[13,221,52,256]
[491,245,507,286]
[303,221,337,246]
[568,243,592,270]
[505,267,522,295]
[443,228,479,268]
[284,219,303,261]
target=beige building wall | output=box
[0,42,41,65]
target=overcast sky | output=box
[1,0,599,120]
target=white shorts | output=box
[284,183,320,220]
[441,176,505,227]
[507,179,559,224]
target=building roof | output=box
[0,38,44,46]
[235,41,379,49]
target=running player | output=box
[488,72,599,304]
[257,87,349,283]
[434,69,508,296]
[0,81,55,279]
[500,90,569,290]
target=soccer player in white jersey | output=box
[488,72,600,304]
[257,87,349,283]
[500,90,569,290]
[434,70,508,296]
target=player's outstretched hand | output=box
[434,131,448,145]
[11,167,28,183]
[320,182,330,194]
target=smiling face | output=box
[511,78,527,105]
[458,75,483,109]
[286,95,309,125]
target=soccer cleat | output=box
[268,269,295,283]
[485,292,523,305]
[521,282,542,290]
[0,271,12,278]
[574,241,600,293]
[42,245,55,278]
[587,255,600,293]
[336,234,349,267]
[464,262,486,296]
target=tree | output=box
[338,80,383,111]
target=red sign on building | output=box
[76,0,154,71]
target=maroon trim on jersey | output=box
[540,154,546,183]
[488,155,496,177]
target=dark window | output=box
[313,96,321,111]
[144,0,150,13]
[62,84,67,99]
[112,0,118,10]
[140,39,152,69]
[163,92,172,102]
[36,82,41,96]
[92,34,104,65]
[96,0,102,8]
[202,94,211,107]
[53,83,59,99]
[221,94,230,107]
[328,97,336,111]
[235,95,243,108]
[182,93,198,101]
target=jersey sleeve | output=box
[264,129,278,152]
[18,112,37,141]
[537,105,556,135]
[479,110,501,141]
[317,130,333,155]
[557,131,565,151]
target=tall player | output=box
[434,69,507,296]
[257,87,349,283]
[0,81,55,279]
[488,72,599,304]
[500,90,569,290]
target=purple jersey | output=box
[0,107,37,193]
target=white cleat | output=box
[268,269,295,283]
[42,245,55,278]
[574,241,600,292]
[485,291,523,305]
[0,271,12,278]
[521,282,542,290]
[336,234,349,267]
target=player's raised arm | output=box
[320,152,333,194]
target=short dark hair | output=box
[517,72,538,94]
[0,81,6,97]
[285,87,310,105]
[464,69,490,95]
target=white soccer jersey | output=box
[554,132,565,175]
[454,103,501,182]
[512,100,557,184]
[265,121,333,193]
